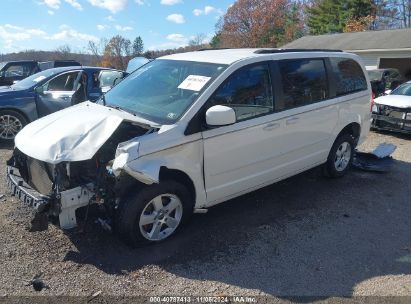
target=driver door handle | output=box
[286,117,299,125]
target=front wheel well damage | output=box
[338,122,361,146]
[159,167,196,204]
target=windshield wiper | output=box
[106,104,136,116]
[100,94,106,105]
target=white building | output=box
[283,28,411,77]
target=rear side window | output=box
[330,58,367,96]
[278,59,328,110]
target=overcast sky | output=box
[0,0,234,53]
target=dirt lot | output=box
[0,131,410,301]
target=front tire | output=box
[116,181,193,247]
[325,133,355,178]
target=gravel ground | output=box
[0,131,410,302]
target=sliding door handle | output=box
[263,122,280,131]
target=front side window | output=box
[279,59,328,110]
[104,59,227,124]
[331,58,367,96]
[207,63,274,122]
[45,71,80,91]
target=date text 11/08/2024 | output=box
[149,296,257,303]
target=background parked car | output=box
[368,68,405,97]
[37,60,81,71]
[0,60,81,87]
[372,80,411,134]
[0,66,126,140]
[0,61,39,86]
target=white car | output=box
[372,81,411,134]
[7,49,372,246]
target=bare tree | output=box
[88,38,108,65]
[371,0,411,29]
[188,33,207,46]
[102,35,132,70]
[53,45,72,60]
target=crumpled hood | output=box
[375,95,411,109]
[15,101,152,164]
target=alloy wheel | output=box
[334,141,352,172]
[0,114,23,140]
[139,193,183,241]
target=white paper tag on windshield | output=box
[33,76,46,82]
[178,75,211,91]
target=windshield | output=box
[390,83,411,96]
[0,62,6,71]
[367,70,383,81]
[11,69,57,90]
[104,59,227,124]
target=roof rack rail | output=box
[254,48,343,54]
[196,48,231,51]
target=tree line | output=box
[2,0,411,70]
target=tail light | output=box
[370,92,375,112]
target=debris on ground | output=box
[88,290,102,302]
[26,273,49,292]
[353,143,397,173]
[372,143,397,158]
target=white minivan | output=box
[7,49,371,246]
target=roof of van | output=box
[159,48,345,65]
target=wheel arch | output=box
[337,122,361,146]
[0,107,30,124]
[159,166,196,204]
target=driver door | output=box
[202,62,283,203]
[35,71,81,117]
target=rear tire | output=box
[0,110,28,141]
[116,181,193,247]
[325,133,355,178]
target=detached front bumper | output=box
[7,165,50,210]
[7,165,51,231]
[371,111,411,134]
[6,164,95,230]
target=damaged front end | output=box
[7,121,156,231]
[371,104,411,134]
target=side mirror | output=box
[35,86,44,94]
[206,105,236,127]
[113,77,122,86]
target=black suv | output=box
[0,61,39,86]
[0,60,81,86]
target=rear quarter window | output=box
[330,58,367,96]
